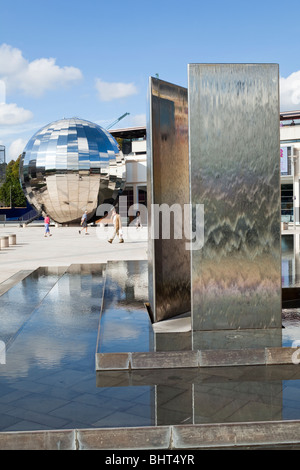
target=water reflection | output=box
[0,263,155,432]
[282,235,300,287]
[0,265,105,377]
[96,261,153,354]
[1,256,300,433]
[0,267,67,348]
[97,364,300,425]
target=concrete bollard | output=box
[0,236,9,249]
[8,234,16,245]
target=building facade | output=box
[113,116,300,228]
[110,127,147,223]
[280,111,300,225]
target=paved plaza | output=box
[0,223,148,287]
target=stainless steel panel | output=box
[147,77,190,322]
[188,64,281,336]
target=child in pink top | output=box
[44,215,51,237]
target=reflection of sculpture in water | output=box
[19,118,126,224]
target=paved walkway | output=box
[0,224,148,285]
[0,225,295,286]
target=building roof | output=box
[280,111,300,121]
[109,114,299,131]
[109,126,146,139]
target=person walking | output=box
[108,208,124,243]
[79,210,89,235]
[135,210,142,229]
[44,215,52,237]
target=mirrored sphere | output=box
[19,118,126,223]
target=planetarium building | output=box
[19,118,126,224]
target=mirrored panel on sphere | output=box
[20,118,126,223]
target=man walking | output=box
[79,210,89,235]
[108,208,124,243]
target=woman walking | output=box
[44,215,51,237]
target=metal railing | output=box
[18,209,41,225]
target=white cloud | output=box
[95,78,138,101]
[129,113,146,127]
[8,138,27,160]
[0,44,26,76]
[20,58,83,97]
[0,43,83,97]
[0,102,33,126]
[280,71,300,111]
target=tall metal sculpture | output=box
[188,64,282,349]
[147,78,190,322]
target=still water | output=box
[0,263,154,431]
[0,242,299,432]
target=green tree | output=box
[0,155,26,207]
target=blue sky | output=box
[1,0,300,161]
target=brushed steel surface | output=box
[188,64,281,335]
[147,77,190,322]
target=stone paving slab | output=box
[95,353,131,370]
[199,347,266,367]
[95,347,300,370]
[0,429,76,450]
[77,426,171,450]
[266,346,300,364]
[0,225,148,285]
[1,420,300,450]
[172,420,300,449]
[131,351,199,369]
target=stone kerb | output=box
[2,421,300,450]
[0,236,9,249]
[95,346,300,371]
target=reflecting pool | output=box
[0,264,155,431]
[0,243,300,432]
